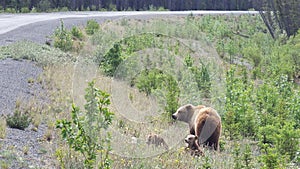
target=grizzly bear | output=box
[146,134,169,150]
[185,134,204,157]
[172,104,221,151]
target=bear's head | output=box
[185,134,197,145]
[172,104,195,123]
[146,134,155,145]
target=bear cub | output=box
[185,134,204,157]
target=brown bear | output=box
[172,104,221,151]
[146,134,169,150]
[185,134,204,157]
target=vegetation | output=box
[1,0,253,13]
[0,116,6,139]
[254,0,300,38]
[85,20,100,35]
[56,81,114,169]
[6,110,31,130]
[54,20,73,52]
[1,12,300,168]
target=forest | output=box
[0,0,268,12]
[1,0,254,11]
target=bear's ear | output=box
[194,135,198,139]
[186,104,193,110]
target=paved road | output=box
[0,11,258,46]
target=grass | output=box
[0,116,6,139]
[0,14,299,168]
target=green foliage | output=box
[224,67,256,139]
[85,20,100,35]
[259,147,283,169]
[20,7,30,13]
[54,20,73,52]
[56,81,114,169]
[0,41,71,66]
[233,143,242,169]
[6,110,31,130]
[202,156,212,169]
[184,55,193,67]
[191,63,212,98]
[134,69,179,116]
[100,42,122,76]
[4,7,16,13]
[71,26,83,40]
[163,74,180,116]
[135,69,164,95]
[184,55,212,98]
[242,45,261,67]
[242,144,254,169]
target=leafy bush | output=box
[20,7,30,13]
[5,8,16,13]
[56,81,114,169]
[134,69,179,116]
[100,42,122,76]
[6,110,31,130]
[71,26,83,40]
[85,20,99,35]
[135,69,164,95]
[54,20,73,52]
[224,67,256,139]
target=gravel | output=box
[0,58,48,168]
[0,13,172,168]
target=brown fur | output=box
[146,134,169,150]
[185,134,204,157]
[172,104,221,151]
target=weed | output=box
[54,20,73,52]
[44,129,53,142]
[0,116,6,139]
[23,146,29,155]
[71,26,84,40]
[27,77,35,84]
[56,81,114,168]
[6,110,31,130]
[0,162,9,169]
[85,20,99,35]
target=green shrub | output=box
[20,7,30,13]
[56,81,114,169]
[5,7,16,13]
[60,7,69,12]
[54,20,73,52]
[71,26,83,40]
[100,42,122,76]
[6,110,31,130]
[224,67,256,139]
[31,6,37,13]
[134,69,179,117]
[85,20,99,35]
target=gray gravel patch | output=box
[0,58,51,168]
[0,58,43,115]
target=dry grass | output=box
[0,116,6,139]
[44,17,228,168]
[13,16,272,168]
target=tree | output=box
[254,0,300,38]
